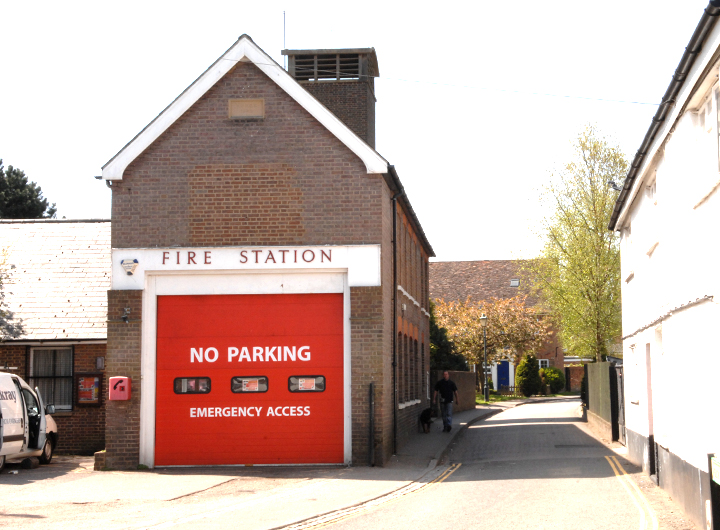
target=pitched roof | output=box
[609,3,720,230]
[101,34,389,180]
[429,260,532,304]
[0,220,111,341]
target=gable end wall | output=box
[111,62,383,249]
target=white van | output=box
[0,371,58,471]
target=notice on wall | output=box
[77,375,101,405]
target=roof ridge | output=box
[102,35,388,180]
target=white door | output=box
[34,387,47,450]
[0,377,26,455]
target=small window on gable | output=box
[228,99,265,120]
[510,279,520,287]
[538,359,550,369]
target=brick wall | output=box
[104,290,142,469]
[112,62,382,249]
[108,58,431,468]
[302,80,376,148]
[536,330,564,370]
[0,343,106,455]
[392,203,431,456]
[53,343,106,454]
[349,285,385,466]
[0,344,26,374]
[566,365,585,392]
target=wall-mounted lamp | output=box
[121,307,131,324]
[608,180,622,192]
[2,361,18,372]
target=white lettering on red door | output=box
[198,346,312,362]
[190,406,307,418]
[190,347,219,362]
[266,406,311,417]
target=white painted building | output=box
[609,2,720,528]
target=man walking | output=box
[433,371,459,432]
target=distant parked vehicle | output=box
[0,371,58,470]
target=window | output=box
[29,348,73,411]
[288,376,325,392]
[228,99,265,120]
[174,377,211,394]
[231,376,268,393]
[510,279,520,287]
[538,359,550,369]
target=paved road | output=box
[0,398,697,529]
[296,398,663,530]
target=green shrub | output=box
[540,367,566,394]
[515,354,542,397]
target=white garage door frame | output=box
[139,269,351,468]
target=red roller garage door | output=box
[155,293,344,465]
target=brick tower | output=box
[282,48,378,148]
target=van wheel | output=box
[39,439,53,465]
[0,455,5,472]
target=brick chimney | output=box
[282,48,379,148]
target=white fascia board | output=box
[615,22,720,229]
[102,37,388,180]
[111,244,381,289]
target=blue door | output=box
[497,361,510,388]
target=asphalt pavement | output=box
[0,399,554,529]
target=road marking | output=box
[282,463,463,530]
[610,456,659,530]
[605,456,658,530]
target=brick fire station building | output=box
[101,36,433,468]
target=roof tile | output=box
[0,221,110,340]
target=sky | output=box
[0,0,710,261]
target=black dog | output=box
[418,407,433,433]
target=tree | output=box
[429,300,467,371]
[434,295,551,368]
[521,126,624,361]
[0,160,56,218]
[515,354,542,397]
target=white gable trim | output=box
[102,36,388,180]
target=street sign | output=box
[712,456,720,486]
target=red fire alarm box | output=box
[109,376,131,400]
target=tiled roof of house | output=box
[0,220,111,341]
[429,260,537,305]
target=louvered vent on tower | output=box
[282,49,379,82]
[281,48,379,148]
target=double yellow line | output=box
[287,463,462,530]
[605,455,658,530]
